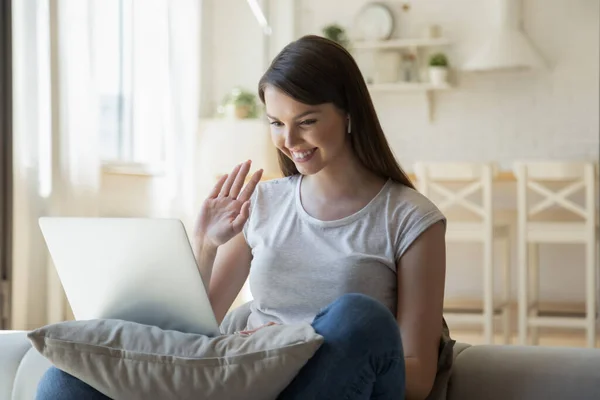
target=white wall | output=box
[201,0,268,117]
[203,0,298,117]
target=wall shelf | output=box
[352,37,453,122]
[352,37,451,50]
[367,82,451,92]
[367,83,452,122]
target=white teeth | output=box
[292,149,315,160]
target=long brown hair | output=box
[258,35,415,189]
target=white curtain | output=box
[11,0,101,328]
[168,0,199,229]
[144,0,199,228]
[45,0,102,323]
[11,0,200,329]
[113,0,199,226]
[12,0,53,330]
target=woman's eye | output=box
[269,121,283,127]
[300,119,316,126]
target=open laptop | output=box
[38,217,221,337]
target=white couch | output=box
[0,332,52,400]
[2,330,600,400]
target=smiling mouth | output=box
[290,148,317,162]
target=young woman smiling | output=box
[36,35,453,400]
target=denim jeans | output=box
[36,293,406,400]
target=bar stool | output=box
[414,162,512,344]
[513,161,598,348]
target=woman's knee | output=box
[325,293,397,328]
[314,293,403,354]
[328,293,392,315]
[37,367,68,399]
[36,366,107,400]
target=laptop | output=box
[38,217,221,337]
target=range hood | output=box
[463,0,546,71]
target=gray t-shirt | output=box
[242,174,446,330]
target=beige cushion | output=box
[447,344,600,400]
[28,319,324,400]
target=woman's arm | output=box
[396,220,447,400]
[193,161,260,325]
[196,233,252,324]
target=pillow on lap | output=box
[28,318,323,400]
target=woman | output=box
[37,35,452,400]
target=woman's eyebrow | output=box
[266,110,321,120]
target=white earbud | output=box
[347,117,351,134]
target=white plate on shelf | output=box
[354,3,394,41]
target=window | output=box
[93,0,168,165]
[94,0,128,161]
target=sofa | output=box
[1,330,600,400]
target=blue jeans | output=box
[36,293,405,400]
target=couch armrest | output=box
[447,344,600,400]
[0,331,52,400]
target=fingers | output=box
[208,174,228,199]
[215,161,262,201]
[231,201,251,233]
[229,160,251,199]
[237,168,264,203]
[219,163,242,197]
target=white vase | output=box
[428,67,448,87]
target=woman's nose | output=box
[283,127,300,149]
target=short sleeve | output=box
[394,194,446,261]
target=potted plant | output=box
[219,87,258,119]
[322,24,349,48]
[428,53,449,86]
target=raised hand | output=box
[194,160,263,247]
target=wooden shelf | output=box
[352,37,451,50]
[367,82,451,92]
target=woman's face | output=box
[263,85,350,176]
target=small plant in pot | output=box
[428,53,449,87]
[322,23,349,48]
[219,87,259,119]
